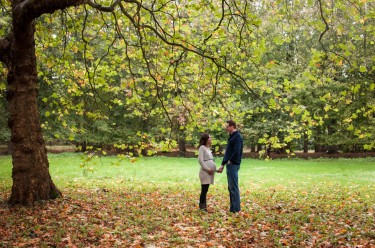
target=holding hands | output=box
[217,160,230,173]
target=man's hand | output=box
[217,165,224,173]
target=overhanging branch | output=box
[118,1,268,108]
[15,0,129,21]
[317,0,352,68]
[87,0,122,12]
[15,0,88,20]
[317,0,329,52]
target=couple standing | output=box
[198,120,243,213]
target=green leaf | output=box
[359,66,367,73]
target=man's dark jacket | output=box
[221,131,243,165]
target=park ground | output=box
[0,154,375,247]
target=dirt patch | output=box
[0,145,9,155]
[46,145,76,153]
[154,150,375,159]
[0,145,76,155]
[243,151,375,159]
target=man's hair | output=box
[199,133,210,146]
[227,120,237,129]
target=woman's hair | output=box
[199,133,210,146]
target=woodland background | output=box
[1,0,375,158]
[1,0,375,206]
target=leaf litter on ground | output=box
[1,184,374,248]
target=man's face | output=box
[225,124,234,134]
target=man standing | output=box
[218,120,243,213]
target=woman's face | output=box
[207,136,212,146]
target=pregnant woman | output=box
[198,133,218,211]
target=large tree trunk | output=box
[0,0,109,206]
[7,11,61,205]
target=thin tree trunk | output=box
[314,126,323,153]
[7,16,61,205]
[326,121,338,154]
[178,138,186,157]
[178,129,186,157]
[250,145,256,153]
[303,131,308,153]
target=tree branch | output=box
[317,0,352,69]
[119,2,174,125]
[86,0,122,12]
[118,1,268,108]
[14,0,88,21]
[12,0,268,108]
[14,0,129,21]
[317,0,329,52]
[203,0,225,44]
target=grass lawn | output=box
[0,154,375,247]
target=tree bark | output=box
[250,145,256,153]
[326,119,338,154]
[303,131,308,153]
[177,127,187,157]
[178,138,187,157]
[6,4,62,205]
[314,126,324,152]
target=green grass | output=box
[1,153,375,191]
[1,154,375,247]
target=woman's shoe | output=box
[199,202,207,211]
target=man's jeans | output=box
[226,163,241,213]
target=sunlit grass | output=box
[1,154,375,208]
[1,154,375,192]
